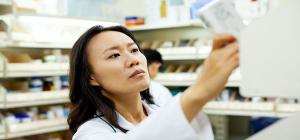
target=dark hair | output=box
[142,49,163,65]
[68,25,155,134]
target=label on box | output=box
[197,0,246,37]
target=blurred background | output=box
[0,0,298,140]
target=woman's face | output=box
[87,31,150,96]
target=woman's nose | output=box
[126,53,140,68]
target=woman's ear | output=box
[89,74,100,86]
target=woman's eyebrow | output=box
[103,46,120,54]
[103,42,136,54]
[127,42,136,47]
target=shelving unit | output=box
[0,9,297,139]
[0,63,69,78]
[128,20,203,31]
[204,109,277,118]
[206,109,294,118]
[204,101,277,117]
[154,72,241,87]
[6,118,68,139]
[0,41,73,49]
[130,21,211,42]
[0,89,69,108]
[0,13,120,139]
[277,103,300,113]
[206,101,275,112]
[0,14,119,49]
[158,46,211,61]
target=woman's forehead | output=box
[88,31,134,52]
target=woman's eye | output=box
[131,48,139,53]
[109,53,120,59]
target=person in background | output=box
[142,48,172,106]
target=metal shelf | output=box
[226,81,241,87]
[6,118,68,139]
[204,109,296,118]
[206,101,274,111]
[155,72,241,87]
[204,109,278,117]
[0,63,68,78]
[158,46,211,61]
[128,20,203,31]
[1,41,73,49]
[277,103,300,113]
[0,90,69,109]
[157,80,240,87]
[0,102,296,139]
[0,14,119,49]
[0,71,68,78]
[203,101,299,118]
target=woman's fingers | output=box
[221,41,239,60]
[213,34,236,50]
[224,53,240,75]
[211,41,239,66]
[222,41,240,74]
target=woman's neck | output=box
[103,91,147,125]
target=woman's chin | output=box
[134,79,150,92]
[139,80,150,90]
[125,76,150,93]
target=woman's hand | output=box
[194,34,239,102]
[181,34,239,122]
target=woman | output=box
[68,25,239,140]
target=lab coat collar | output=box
[116,100,158,131]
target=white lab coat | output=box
[149,80,173,106]
[73,82,214,140]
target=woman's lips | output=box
[129,69,145,78]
